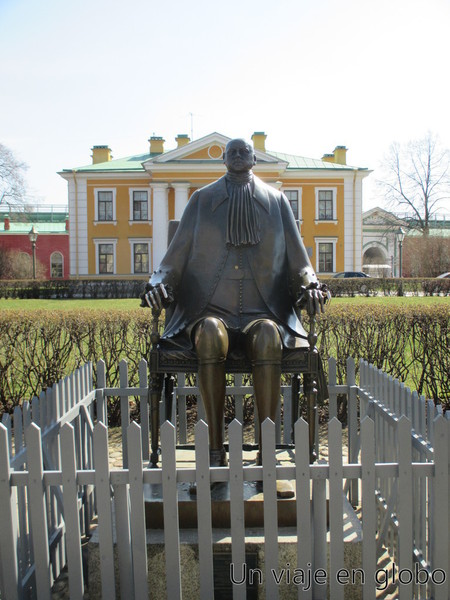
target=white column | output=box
[151,182,169,270]
[68,174,88,276]
[172,182,190,221]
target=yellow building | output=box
[59,132,370,279]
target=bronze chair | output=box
[146,221,321,467]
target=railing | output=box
[0,358,448,599]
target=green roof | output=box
[63,152,155,173]
[64,149,366,173]
[268,151,361,170]
[1,222,67,233]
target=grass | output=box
[0,295,448,311]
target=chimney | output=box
[175,134,190,148]
[149,136,165,155]
[321,153,335,163]
[91,145,112,164]
[251,131,267,152]
[4,217,10,230]
[333,146,347,165]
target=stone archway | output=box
[363,245,391,277]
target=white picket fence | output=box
[0,358,448,600]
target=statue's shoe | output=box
[189,447,228,495]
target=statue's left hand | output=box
[140,283,174,311]
[296,282,331,315]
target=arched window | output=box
[50,252,64,278]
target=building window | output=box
[99,244,114,273]
[98,192,113,221]
[315,237,337,273]
[129,239,151,274]
[315,188,337,222]
[134,243,149,273]
[129,189,150,222]
[94,239,117,274]
[283,189,302,222]
[50,252,63,278]
[318,191,333,220]
[318,243,333,272]
[94,189,116,223]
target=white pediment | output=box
[142,132,287,168]
[363,206,406,226]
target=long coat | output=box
[149,175,315,349]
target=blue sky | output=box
[1,0,450,210]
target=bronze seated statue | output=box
[141,138,330,475]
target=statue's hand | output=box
[296,282,331,315]
[140,283,174,311]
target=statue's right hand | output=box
[140,283,174,311]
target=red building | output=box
[0,206,70,279]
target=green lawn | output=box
[0,295,447,311]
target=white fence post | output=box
[228,419,246,600]
[119,359,130,468]
[328,357,337,420]
[0,424,21,600]
[139,359,150,461]
[328,418,344,600]
[93,423,116,599]
[347,357,359,506]
[312,464,327,600]
[195,420,214,599]
[360,417,376,599]
[295,418,312,600]
[60,424,84,600]
[261,418,279,600]
[161,421,182,600]
[431,416,449,600]
[127,422,149,600]
[25,423,51,600]
[397,416,413,600]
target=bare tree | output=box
[378,133,450,235]
[0,143,28,208]
[403,236,450,277]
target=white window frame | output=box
[315,187,337,224]
[314,237,338,274]
[94,188,117,224]
[50,251,64,278]
[282,187,302,226]
[129,188,151,224]
[94,238,118,275]
[129,238,152,275]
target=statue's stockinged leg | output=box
[194,317,228,467]
[246,321,293,497]
[246,321,283,453]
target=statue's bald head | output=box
[223,139,256,174]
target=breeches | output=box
[194,316,283,366]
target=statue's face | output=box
[223,139,256,174]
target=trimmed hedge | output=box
[0,304,448,421]
[0,277,448,300]
[0,278,145,299]
[324,277,450,297]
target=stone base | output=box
[144,481,298,528]
[88,496,362,600]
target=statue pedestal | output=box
[88,499,363,600]
[144,480,298,529]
